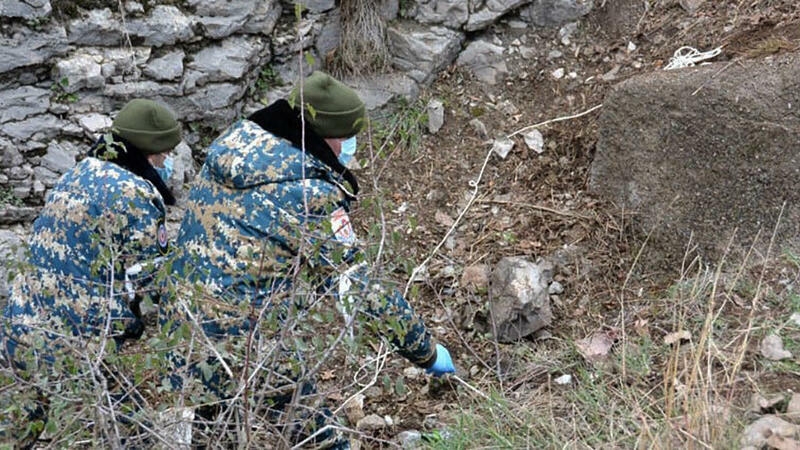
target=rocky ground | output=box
[334,0,800,447]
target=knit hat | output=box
[289,71,366,138]
[112,99,182,154]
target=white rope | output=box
[664,46,722,70]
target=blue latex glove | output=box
[427,344,456,377]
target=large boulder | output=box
[590,53,800,264]
[488,257,553,342]
[0,23,70,73]
[387,23,464,85]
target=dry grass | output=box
[326,0,390,78]
[422,235,800,449]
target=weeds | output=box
[0,186,23,207]
[367,97,428,165]
[253,65,284,104]
[427,237,798,449]
[50,77,78,104]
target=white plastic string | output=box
[664,46,722,70]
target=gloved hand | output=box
[426,344,456,377]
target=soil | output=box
[339,0,800,444]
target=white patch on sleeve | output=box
[338,262,367,339]
[331,207,356,246]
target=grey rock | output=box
[33,165,60,188]
[548,280,564,295]
[387,23,464,85]
[470,118,488,138]
[33,179,46,196]
[489,257,553,342]
[67,9,122,46]
[523,129,545,153]
[187,0,252,15]
[415,0,469,28]
[315,10,341,61]
[347,73,420,111]
[456,40,508,85]
[2,114,65,142]
[180,70,205,94]
[356,414,386,431]
[6,165,31,181]
[172,83,245,126]
[187,0,257,37]
[0,86,50,123]
[301,0,335,13]
[492,137,515,159]
[379,0,400,21]
[194,15,248,39]
[589,53,800,265]
[522,0,594,27]
[53,53,105,93]
[740,416,799,449]
[125,1,143,13]
[0,206,39,225]
[127,5,194,47]
[167,141,196,200]
[559,22,579,45]
[396,430,422,449]
[100,47,152,78]
[467,0,532,32]
[272,18,318,57]
[0,24,70,73]
[144,51,185,81]
[41,141,78,174]
[0,144,23,168]
[0,230,25,300]
[12,186,30,200]
[76,113,112,135]
[0,0,51,18]
[104,81,181,99]
[427,99,444,133]
[760,334,792,361]
[190,36,261,83]
[241,1,282,35]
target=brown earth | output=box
[337,0,800,445]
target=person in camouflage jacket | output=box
[1,99,182,445]
[171,72,455,448]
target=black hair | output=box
[247,99,359,196]
[88,133,176,206]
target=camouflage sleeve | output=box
[338,263,436,367]
[115,184,170,327]
[300,204,436,367]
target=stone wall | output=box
[0,0,593,219]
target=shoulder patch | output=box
[157,220,169,254]
[331,207,356,246]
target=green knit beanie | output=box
[289,71,366,138]
[112,99,182,154]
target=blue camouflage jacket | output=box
[173,102,436,367]
[2,156,169,359]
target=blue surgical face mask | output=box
[155,156,174,182]
[338,136,357,167]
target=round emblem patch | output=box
[157,222,169,252]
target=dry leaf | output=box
[492,138,515,159]
[760,334,793,361]
[664,330,691,345]
[766,435,800,450]
[576,331,615,361]
[434,210,455,227]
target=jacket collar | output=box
[247,99,359,198]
